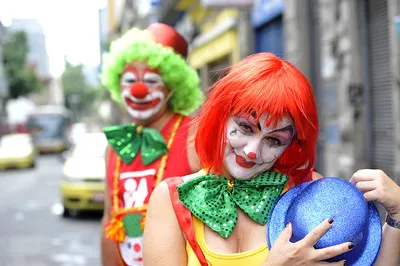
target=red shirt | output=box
[106,115,193,210]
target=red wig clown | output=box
[195,53,318,185]
[144,52,400,266]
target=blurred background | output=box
[0,0,399,265]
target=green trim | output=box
[123,213,144,238]
[101,28,204,115]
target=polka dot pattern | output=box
[177,172,289,238]
[104,123,168,165]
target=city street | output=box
[0,154,102,266]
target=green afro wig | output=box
[101,27,204,115]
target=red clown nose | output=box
[130,82,149,99]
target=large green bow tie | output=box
[177,172,289,238]
[103,123,167,165]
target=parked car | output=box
[0,133,36,169]
[60,132,107,217]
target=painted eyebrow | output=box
[267,124,294,135]
[256,122,262,131]
[237,115,293,135]
[253,121,293,134]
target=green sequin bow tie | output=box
[177,172,289,238]
[103,124,167,165]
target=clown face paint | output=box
[224,113,295,180]
[119,236,144,265]
[120,62,170,123]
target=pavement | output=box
[0,154,103,266]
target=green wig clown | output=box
[101,23,203,115]
[101,25,205,266]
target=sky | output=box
[0,0,107,77]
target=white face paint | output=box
[119,236,144,265]
[224,113,295,180]
[142,72,164,88]
[121,72,137,86]
[120,71,168,121]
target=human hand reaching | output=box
[264,219,352,266]
[350,169,400,220]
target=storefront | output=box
[188,9,240,89]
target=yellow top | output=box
[186,216,269,266]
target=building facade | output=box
[160,0,254,90]
[252,0,285,56]
[285,0,400,185]
[10,19,50,80]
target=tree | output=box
[2,30,43,99]
[60,59,101,121]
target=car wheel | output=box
[62,207,70,218]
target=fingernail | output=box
[344,260,347,265]
[348,243,354,250]
[328,218,334,224]
[285,222,291,227]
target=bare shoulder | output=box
[151,172,202,198]
[182,171,203,182]
[148,179,172,210]
[149,171,202,210]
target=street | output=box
[0,154,102,266]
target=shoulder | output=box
[150,171,204,205]
[149,179,171,206]
[181,170,204,182]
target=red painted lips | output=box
[235,155,256,169]
[125,97,161,111]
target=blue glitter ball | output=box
[267,177,382,266]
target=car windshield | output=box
[70,133,107,158]
[0,134,32,149]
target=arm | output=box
[101,146,119,266]
[350,169,400,266]
[143,181,187,265]
[187,122,201,172]
[376,222,400,265]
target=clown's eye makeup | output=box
[267,125,295,145]
[121,72,137,86]
[143,72,163,87]
[265,137,282,147]
[236,120,254,134]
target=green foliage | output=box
[60,59,102,121]
[2,30,44,99]
[61,60,88,96]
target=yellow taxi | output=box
[0,133,36,169]
[60,132,107,217]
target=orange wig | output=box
[195,53,319,185]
